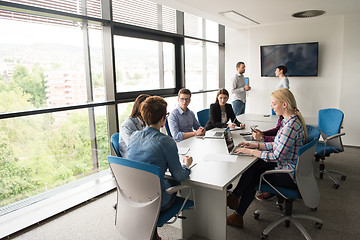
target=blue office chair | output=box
[314,108,346,189]
[165,116,172,137]
[254,133,322,240]
[110,132,121,157]
[108,156,195,240]
[306,124,320,143]
[197,108,209,127]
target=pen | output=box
[189,163,197,169]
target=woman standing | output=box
[275,65,290,89]
[205,88,245,130]
[226,88,306,228]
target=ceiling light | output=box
[219,10,259,25]
[292,10,325,18]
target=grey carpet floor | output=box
[9,146,360,240]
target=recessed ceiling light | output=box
[292,10,325,18]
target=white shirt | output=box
[276,77,290,89]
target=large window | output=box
[0,106,108,207]
[114,36,175,92]
[0,10,107,211]
[184,14,220,106]
[0,0,224,234]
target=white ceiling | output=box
[153,0,360,29]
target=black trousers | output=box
[232,158,297,216]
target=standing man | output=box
[231,62,251,116]
[168,88,206,141]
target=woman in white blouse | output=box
[275,65,290,89]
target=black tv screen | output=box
[260,42,319,77]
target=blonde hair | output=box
[271,88,307,140]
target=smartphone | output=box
[250,125,258,132]
[240,132,252,136]
[245,77,249,85]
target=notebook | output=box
[223,127,252,156]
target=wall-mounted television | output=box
[260,42,319,77]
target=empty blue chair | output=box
[197,108,209,127]
[254,134,322,240]
[108,156,195,239]
[314,108,346,189]
[110,132,121,157]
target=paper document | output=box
[178,147,190,155]
[230,126,243,131]
[203,153,237,163]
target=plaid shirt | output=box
[260,115,305,180]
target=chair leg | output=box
[262,216,290,236]
[290,218,312,240]
[318,163,325,179]
[255,209,283,216]
[327,169,347,180]
[256,199,322,239]
[317,159,346,188]
[293,214,323,224]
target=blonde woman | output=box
[226,88,306,228]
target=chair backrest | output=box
[110,133,121,157]
[295,136,320,209]
[108,156,162,240]
[306,124,320,143]
[318,108,344,149]
[165,116,172,137]
[197,108,209,127]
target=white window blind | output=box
[184,12,219,42]
[112,0,176,33]
[1,0,101,18]
[0,0,102,29]
[184,13,202,39]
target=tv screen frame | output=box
[260,42,319,77]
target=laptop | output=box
[204,130,224,139]
[223,127,252,156]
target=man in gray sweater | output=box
[231,61,251,116]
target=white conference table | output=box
[237,113,318,127]
[175,128,258,240]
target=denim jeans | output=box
[232,100,246,116]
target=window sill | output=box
[0,169,116,239]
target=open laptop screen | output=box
[223,127,235,153]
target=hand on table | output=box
[183,155,193,167]
[252,129,264,141]
[195,127,206,136]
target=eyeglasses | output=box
[179,98,191,102]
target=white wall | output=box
[339,14,360,146]
[225,15,360,146]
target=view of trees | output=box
[0,64,119,207]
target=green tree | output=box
[0,132,38,205]
[11,64,47,107]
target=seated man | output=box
[168,88,206,141]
